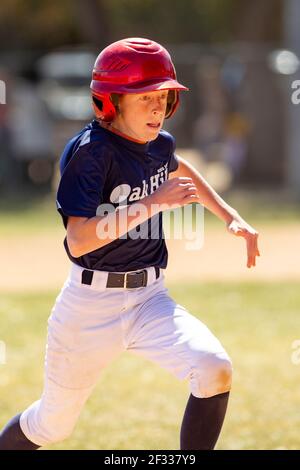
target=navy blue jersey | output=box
[56,119,179,272]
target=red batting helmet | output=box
[90,37,188,122]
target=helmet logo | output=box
[104,57,131,72]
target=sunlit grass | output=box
[1,282,299,450]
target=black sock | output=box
[180,392,230,450]
[0,413,40,450]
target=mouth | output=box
[146,122,161,130]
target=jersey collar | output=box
[93,119,151,154]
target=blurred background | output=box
[0,0,300,451]
[1,0,300,195]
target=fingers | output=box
[246,232,260,268]
[230,222,259,268]
[155,177,201,208]
[177,177,194,183]
[180,181,200,204]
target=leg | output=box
[0,413,40,450]
[19,379,96,448]
[126,281,232,449]
[0,279,126,449]
[180,391,230,450]
[0,379,94,450]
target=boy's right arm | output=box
[67,177,199,258]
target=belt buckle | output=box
[124,269,147,288]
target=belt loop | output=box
[81,269,94,285]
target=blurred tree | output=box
[0,0,283,52]
[232,0,282,42]
[73,0,112,48]
[106,0,238,44]
[0,0,78,50]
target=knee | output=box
[214,354,233,393]
[190,352,233,398]
[20,401,79,447]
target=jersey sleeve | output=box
[56,142,110,227]
[168,134,179,173]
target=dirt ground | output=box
[0,223,299,292]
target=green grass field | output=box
[1,282,300,450]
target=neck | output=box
[98,121,147,144]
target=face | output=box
[112,90,168,143]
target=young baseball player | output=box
[0,38,260,450]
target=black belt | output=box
[81,267,160,288]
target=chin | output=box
[145,128,161,141]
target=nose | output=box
[152,97,165,115]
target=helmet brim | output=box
[91,78,188,95]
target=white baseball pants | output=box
[20,263,232,446]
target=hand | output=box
[149,177,200,209]
[226,217,260,268]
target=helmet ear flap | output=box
[165,90,179,119]
[92,94,117,122]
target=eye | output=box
[140,95,151,101]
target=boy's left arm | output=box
[170,155,260,268]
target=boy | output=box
[0,38,259,450]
